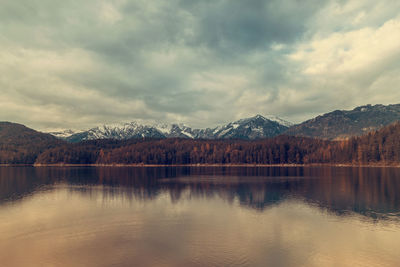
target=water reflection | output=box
[2,166,400,267]
[1,166,400,220]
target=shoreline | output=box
[0,163,399,168]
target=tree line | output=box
[2,122,400,165]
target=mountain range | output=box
[50,115,293,142]
[47,104,400,142]
[2,103,400,165]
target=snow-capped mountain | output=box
[210,115,290,139]
[48,129,80,139]
[51,114,292,142]
[153,123,197,138]
[65,122,165,143]
[264,115,293,127]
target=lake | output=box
[1,166,400,266]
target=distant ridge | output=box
[0,121,57,145]
[44,103,400,141]
[3,115,400,165]
[0,121,61,164]
[51,114,291,142]
[285,104,400,140]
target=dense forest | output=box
[0,122,61,164]
[2,122,400,165]
[36,136,329,165]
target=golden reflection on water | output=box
[1,183,400,267]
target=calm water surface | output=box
[1,166,400,266]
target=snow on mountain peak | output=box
[49,115,293,141]
[264,115,293,127]
[47,129,80,138]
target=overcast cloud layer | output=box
[1,0,400,130]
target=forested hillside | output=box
[36,136,328,165]
[286,104,400,140]
[35,122,400,165]
[2,122,400,165]
[0,122,62,164]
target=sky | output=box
[1,0,400,131]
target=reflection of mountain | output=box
[1,166,400,220]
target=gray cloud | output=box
[182,0,326,52]
[0,0,400,131]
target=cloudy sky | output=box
[1,0,400,131]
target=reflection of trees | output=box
[300,167,400,219]
[1,166,400,220]
[0,167,54,203]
